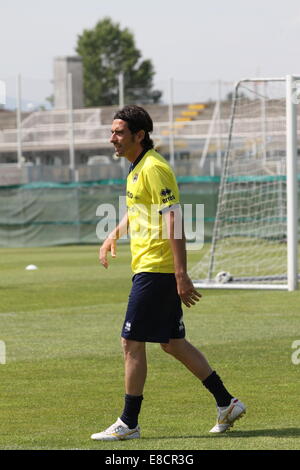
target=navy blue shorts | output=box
[121,272,185,343]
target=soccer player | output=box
[91,105,245,441]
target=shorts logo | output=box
[179,317,185,331]
[124,321,131,332]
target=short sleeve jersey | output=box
[126,149,180,273]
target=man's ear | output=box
[136,129,145,144]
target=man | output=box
[91,105,245,441]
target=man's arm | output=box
[164,208,202,308]
[99,212,128,269]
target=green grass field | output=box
[0,244,299,450]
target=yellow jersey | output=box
[126,149,180,273]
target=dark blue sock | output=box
[202,371,233,407]
[120,394,143,429]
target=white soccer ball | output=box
[25,264,38,271]
[215,271,232,284]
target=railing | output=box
[0,112,291,152]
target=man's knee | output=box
[121,338,145,358]
[160,338,187,357]
[160,342,171,354]
[160,340,179,355]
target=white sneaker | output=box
[209,398,246,433]
[91,417,140,441]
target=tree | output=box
[45,94,54,108]
[76,17,162,107]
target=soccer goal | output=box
[190,75,299,291]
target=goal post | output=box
[286,75,299,291]
[190,75,299,291]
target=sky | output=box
[1,0,300,108]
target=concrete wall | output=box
[54,56,84,110]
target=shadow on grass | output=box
[145,428,300,440]
[223,428,300,439]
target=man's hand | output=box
[99,237,116,269]
[99,213,128,268]
[175,272,202,308]
[165,208,201,307]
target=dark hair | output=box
[113,105,154,150]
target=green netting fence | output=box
[0,177,220,247]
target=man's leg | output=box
[119,338,146,429]
[160,338,233,405]
[160,338,246,433]
[121,338,147,395]
[90,338,145,440]
[160,338,212,381]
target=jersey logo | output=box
[160,188,175,203]
[132,173,139,183]
[160,188,172,196]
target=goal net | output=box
[190,77,300,290]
